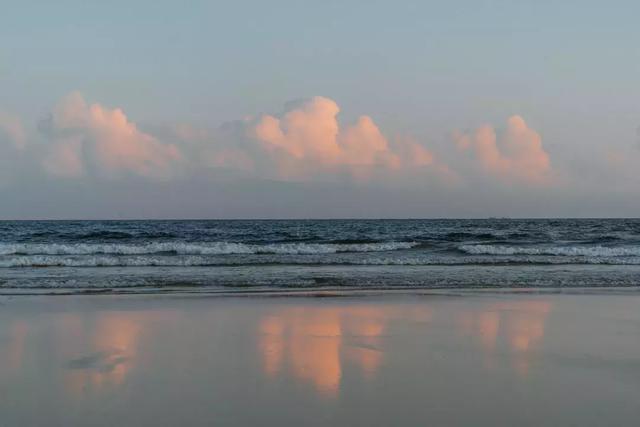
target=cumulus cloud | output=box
[29,93,548,191]
[453,116,551,185]
[40,92,182,179]
[253,97,342,164]
[199,96,441,181]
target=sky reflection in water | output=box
[4,294,640,426]
[0,297,553,402]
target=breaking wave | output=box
[459,244,640,257]
[3,219,640,293]
[3,254,640,268]
[0,241,419,256]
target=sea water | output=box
[1,219,639,293]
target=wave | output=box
[3,254,640,268]
[0,241,418,256]
[3,270,640,293]
[26,230,177,241]
[459,244,640,257]
[71,231,136,240]
[437,231,528,241]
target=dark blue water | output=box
[1,219,640,293]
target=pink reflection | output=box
[63,313,141,395]
[5,320,29,372]
[259,308,342,397]
[457,299,552,377]
[501,301,552,377]
[258,304,432,397]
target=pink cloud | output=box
[42,92,182,179]
[35,95,551,189]
[42,138,85,178]
[0,112,26,150]
[454,115,551,185]
[213,96,439,180]
[253,96,342,164]
[339,115,405,168]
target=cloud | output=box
[0,112,26,150]
[40,92,182,179]
[30,93,547,192]
[9,92,640,218]
[200,96,441,181]
[42,138,85,177]
[453,116,551,185]
[253,96,342,164]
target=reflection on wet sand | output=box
[0,312,143,396]
[1,297,552,408]
[63,313,141,396]
[259,305,429,397]
[458,300,552,376]
[2,295,638,426]
[4,320,29,373]
[503,301,552,376]
[258,301,552,396]
[259,308,343,397]
[259,300,552,396]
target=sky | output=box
[1,0,639,219]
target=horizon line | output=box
[1,217,639,221]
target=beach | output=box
[2,291,639,426]
[4,0,640,424]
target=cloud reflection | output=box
[259,308,343,397]
[457,299,552,376]
[63,313,141,395]
[258,305,430,398]
[4,320,29,373]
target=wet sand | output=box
[1,292,639,426]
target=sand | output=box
[1,291,639,426]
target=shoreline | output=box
[2,284,640,298]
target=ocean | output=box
[1,219,640,294]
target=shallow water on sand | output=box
[1,293,639,426]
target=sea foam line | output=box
[0,241,418,256]
[3,254,640,268]
[459,244,640,257]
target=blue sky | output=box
[4,0,639,123]
[1,1,639,218]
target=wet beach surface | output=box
[1,292,639,426]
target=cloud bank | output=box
[3,92,559,192]
[18,91,640,218]
[40,92,181,179]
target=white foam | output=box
[3,254,640,268]
[459,244,640,257]
[0,241,418,256]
